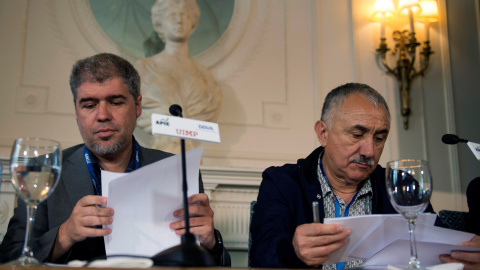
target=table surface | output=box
[0,267,376,270]
[1,266,452,270]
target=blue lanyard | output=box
[320,159,360,270]
[84,140,140,195]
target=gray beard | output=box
[91,140,124,155]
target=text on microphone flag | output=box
[151,113,221,143]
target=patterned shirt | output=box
[317,155,373,269]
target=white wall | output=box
[445,0,480,195]
[0,0,477,267]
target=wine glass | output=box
[385,159,432,269]
[6,138,62,266]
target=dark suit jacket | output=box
[466,177,480,235]
[0,144,229,265]
[249,146,442,268]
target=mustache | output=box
[350,155,374,166]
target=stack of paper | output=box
[100,148,203,257]
[323,214,479,267]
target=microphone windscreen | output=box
[169,104,183,117]
[442,134,459,145]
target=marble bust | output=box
[135,0,222,154]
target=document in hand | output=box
[100,148,203,257]
[324,214,480,267]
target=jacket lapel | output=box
[61,145,96,208]
[298,147,324,222]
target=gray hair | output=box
[321,83,390,128]
[69,53,140,104]
[151,0,200,42]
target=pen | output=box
[312,201,320,223]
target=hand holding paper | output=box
[439,235,480,270]
[170,193,216,250]
[102,148,203,257]
[291,223,350,267]
[52,195,113,262]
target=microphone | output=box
[442,134,480,161]
[151,104,215,266]
[169,104,183,117]
[441,134,469,145]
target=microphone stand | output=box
[151,105,215,266]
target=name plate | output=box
[151,113,221,143]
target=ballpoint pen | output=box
[312,201,320,223]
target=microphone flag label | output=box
[467,141,480,161]
[151,113,221,143]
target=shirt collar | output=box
[317,150,372,199]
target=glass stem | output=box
[22,203,37,258]
[408,219,420,268]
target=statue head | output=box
[151,0,201,43]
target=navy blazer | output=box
[0,144,209,263]
[250,147,441,268]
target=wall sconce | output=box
[372,0,439,129]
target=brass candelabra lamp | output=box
[372,0,439,129]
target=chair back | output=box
[248,201,256,267]
[438,210,469,232]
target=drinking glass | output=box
[385,159,432,269]
[6,138,62,266]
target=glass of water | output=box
[385,159,432,269]
[6,138,61,265]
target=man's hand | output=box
[292,223,351,267]
[51,195,114,261]
[440,235,480,270]
[170,193,216,250]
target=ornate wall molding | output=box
[201,166,261,250]
[15,86,49,114]
[46,0,79,60]
[200,166,263,186]
[69,0,258,73]
[69,1,121,57]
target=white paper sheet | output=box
[101,148,203,257]
[323,213,436,264]
[349,216,474,261]
[101,171,125,199]
[363,239,480,267]
[323,213,479,267]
